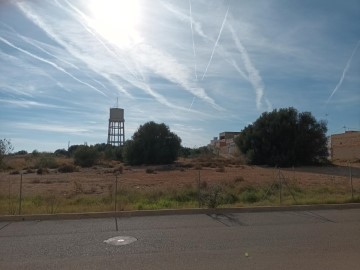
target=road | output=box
[0,209,359,269]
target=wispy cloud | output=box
[188,0,198,81]
[0,98,67,109]
[133,43,224,111]
[58,0,141,81]
[0,21,80,70]
[0,36,107,97]
[227,23,270,110]
[201,4,230,80]
[326,40,360,104]
[15,122,89,134]
[16,1,132,97]
[16,1,221,110]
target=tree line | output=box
[1,107,329,168]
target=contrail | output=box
[326,40,360,104]
[188,0,197,111]
[16,2,132,97]
[228,23,267,110]
[61,0,140,81]
[188,96,196,111]
[189,0,197,80]
[161,3,249,82]
[0,36,107,96]
[134,43,224,111]
[0,21,80,70]
[60,0,119,57]
[201,4,230,80]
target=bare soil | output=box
[1,156,359,198]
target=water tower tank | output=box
[107,107,125,146]
[109,108,124,121]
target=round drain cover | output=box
[104,236,137,246]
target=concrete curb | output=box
[1,203,360,222]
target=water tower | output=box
[107,107,125,146]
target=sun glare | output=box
[88,0,141,48]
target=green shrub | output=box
[241,187,259,203]
[74,146,99,167]
[36,155,58,169]
[222,192,239,204]
[201,185,223,208]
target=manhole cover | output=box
[104,236,137,246]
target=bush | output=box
[37,168,49,175]
[15,150,28,155]
[241,188,259,203]
[234,176,245,183]
[145,168,156,174]
[32,150,40,157]
[74,146,99,167]
[36,155,58,169]
[58,164,77,173]
[54,148,68,156]
[0,138,13,167]
[202,185,223,208]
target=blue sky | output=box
[0,0,359,152]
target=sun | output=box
[88,0,142,48]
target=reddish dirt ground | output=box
[1,159,359,198]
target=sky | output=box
[0,0,359,152]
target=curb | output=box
[1,203,360,222]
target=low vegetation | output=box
[1,180,358,215]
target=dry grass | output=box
[0,155,359,215]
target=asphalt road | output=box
[0,209,359,270]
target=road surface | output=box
[1,209,359,269]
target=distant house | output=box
[330,131,360,161]
[209,131,240,156]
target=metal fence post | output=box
[8,177,11,215]
[279,169,282,205]
[114,174,118,231]
[19,173,23,215]
[198,170,201,208]
[349,163,354,200]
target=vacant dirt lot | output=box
[1,157,359,198]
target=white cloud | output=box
[15,122,89,134]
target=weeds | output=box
[58,164,77,173]
[145,168,156,174]
[73,181,84,194]
[0,175,358,215]
[37,168,49,175]
[44,193,59,214]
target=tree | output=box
[124,121,181,165]
[74,145,100,167]
[54,148,68,156]
[0,138,14,166]
[235,107,328,166]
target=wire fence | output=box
[1,164,359,216]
